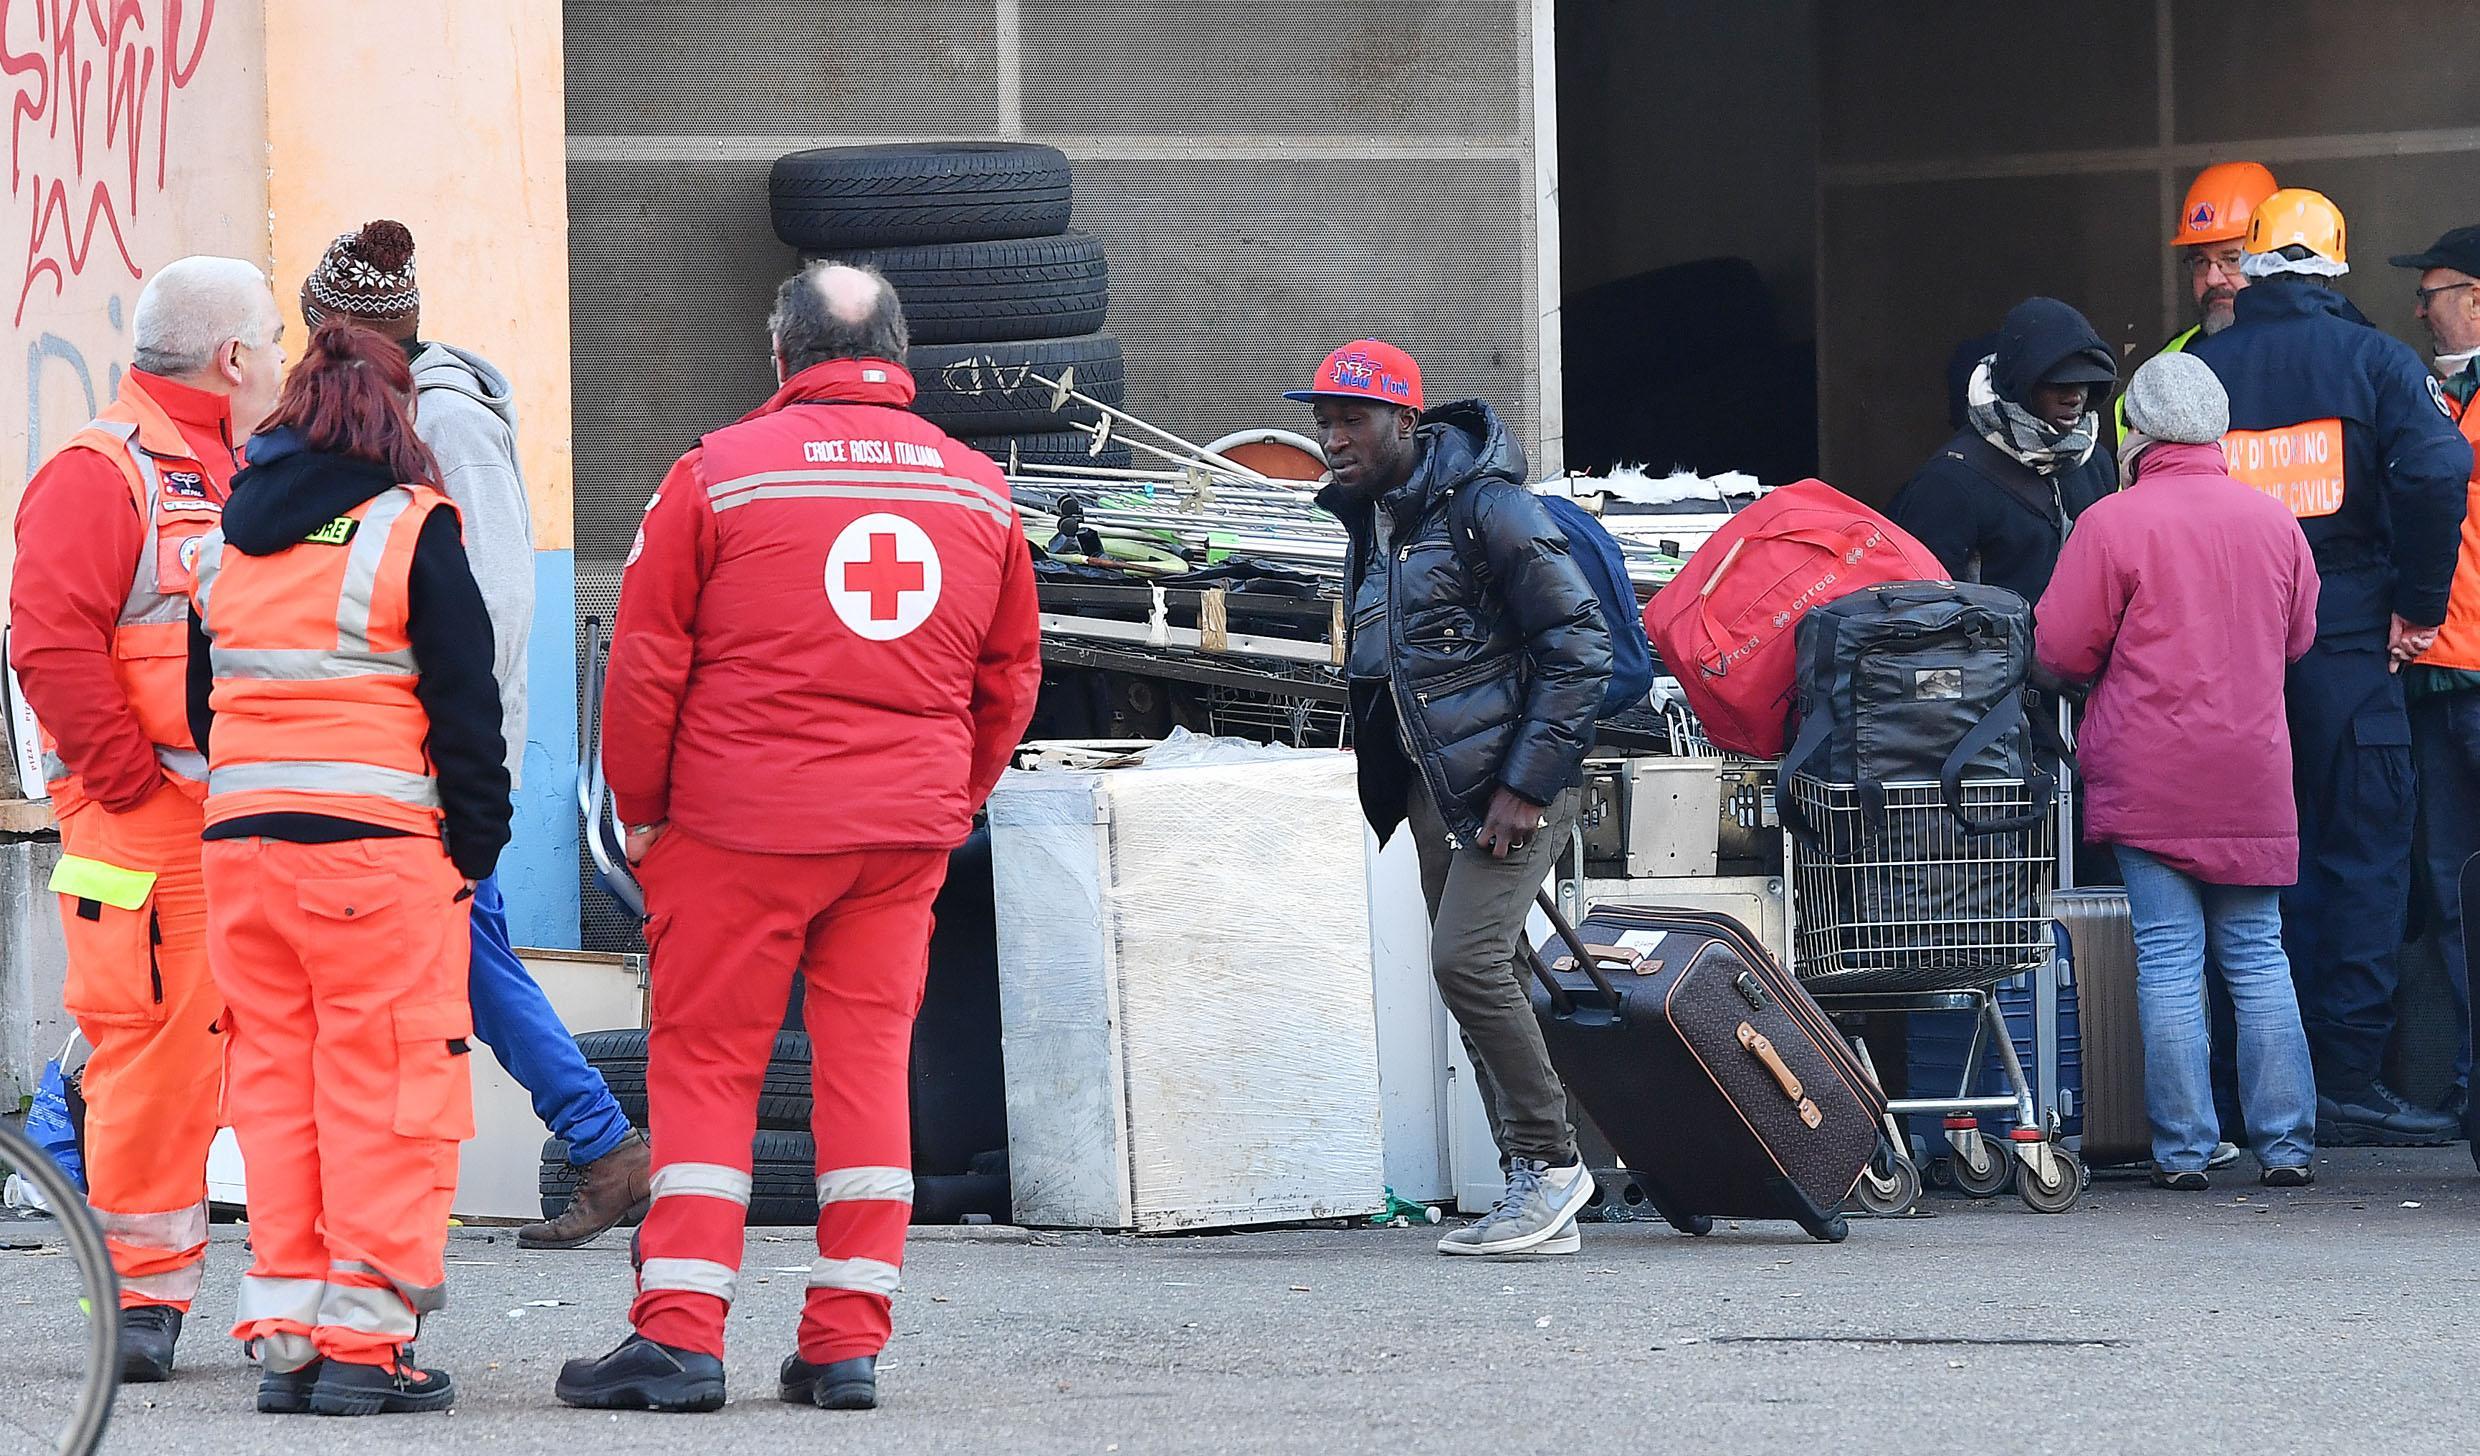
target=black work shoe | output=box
[2261,1164,2316,1188]
[2438,1085,2469,1124]
[779,1353,878,1410]
[118,1304,181,1383]
[258,1358,324,1414]
[2317,1082,2461,1147]
[2150,1169,2209,1191]
[308,1348,454,1415]
[555,1334,726,1413]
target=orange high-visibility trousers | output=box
[54,784,220,1311]
[202,836,475,1370]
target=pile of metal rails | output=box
[997,367,1761,719]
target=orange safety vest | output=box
[191,485,455,836]
[36,385,229,811]
[2415,390,2480,671]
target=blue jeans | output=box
[2411,692,2479,1095]
[466,873,635,1165]
[2115,846,2317,1172]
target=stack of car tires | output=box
[767,141,1131,472]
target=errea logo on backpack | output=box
[303,516,358,546]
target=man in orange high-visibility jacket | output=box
[7,257,285,1383]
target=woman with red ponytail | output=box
[184,318,510,1415]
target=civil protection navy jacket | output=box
[2188,277,2474,643]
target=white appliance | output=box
[988,744,1387,1231]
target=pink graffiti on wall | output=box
[2,0,216,326]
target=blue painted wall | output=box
[501,548,580,949]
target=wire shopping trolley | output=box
[1783,772,2083,1215]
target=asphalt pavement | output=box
[4,1146,2476,1455]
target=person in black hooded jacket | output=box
[1892,297,2121,614]
[1294,339,1611,1260]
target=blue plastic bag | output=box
[24,1035,86,1193]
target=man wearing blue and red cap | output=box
[1294,341,1612,1256]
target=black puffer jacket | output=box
[1319,399,1612,841]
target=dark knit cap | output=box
[302,219,420,337]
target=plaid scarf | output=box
[1965,358,2098,476]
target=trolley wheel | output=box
[1948,1129,2013,1198]
[2016,1145,2084,1214]
[1669,1212,1714,1237]
[1850,1143,1922,1217]
[1809,1212,1850,1244]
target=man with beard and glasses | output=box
[2116,162,2280,439]
[1890,297,2119,617]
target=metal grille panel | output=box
[565,0,1000,134]
[1020,0,1523,136]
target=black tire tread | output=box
[909,334,1125,436]
[808,232,1109,344]
[572,1029,811,1131]
[963,428,1135,474]
[770,143,1073,249]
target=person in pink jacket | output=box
[2036,351,2320,1190]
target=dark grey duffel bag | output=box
[1776,579,2054,836]
[1775,581,2060,986]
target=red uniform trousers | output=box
[54,784,220,1309]
[630,826,948,1364]
[203,837,475,1370]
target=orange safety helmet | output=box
[2244,187,2348,266]
[2171,161,2278,246]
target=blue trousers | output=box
[467,873,635,1166]
[2411,692,2479,1094]
[2281,641,2415,1096]
[2117,847,2318,1172]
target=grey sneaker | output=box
[1437,1159,1594,1256]
[2206,1141,2242,1170]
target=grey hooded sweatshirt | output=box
[412,341,534,785]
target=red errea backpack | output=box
[1643,479,1946,758]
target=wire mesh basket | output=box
[1787,774,2056,994]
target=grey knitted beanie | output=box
[2122,351,2230,444]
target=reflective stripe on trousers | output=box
[639,1257,739,1302]
[807,1257,903,1297]
[95,1202,210,1302]
[815,1166,912,1205]
[650,1162,753,1205]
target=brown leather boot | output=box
[520,1131,652,1249]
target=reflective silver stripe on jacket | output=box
[806,1256,902,1296]
[87,419,190,630]
[40,748,68,783]
[207,760,441,809]
[639,1256,739,1302]
[651,1162,753,1206]
[334,1258,447,1317]
[814,1166,913,1206]
[191,525,227,620]
[155,746,208,780]
[336,490,414,653]
[210,647,418,680]
[703,467,1014,525]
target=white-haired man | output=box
[7,254,284,1382]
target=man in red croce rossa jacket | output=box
[558,263,1041,1416]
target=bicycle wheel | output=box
[0,1121,119,1456]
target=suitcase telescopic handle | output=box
[1529,890,1625,1019]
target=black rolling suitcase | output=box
[1527,896,1886,1242]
